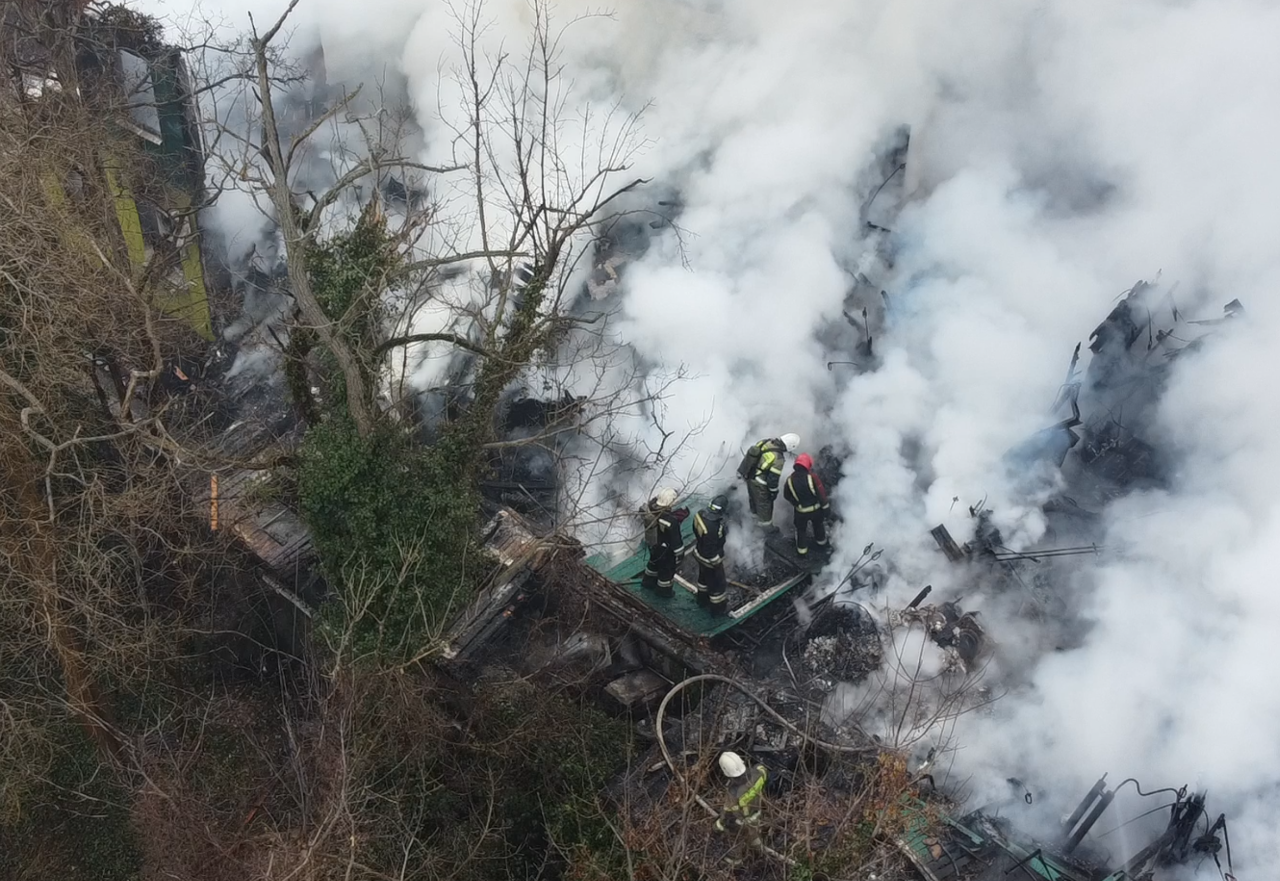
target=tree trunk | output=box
[253,37,375,438]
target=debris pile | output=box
[792,603,883,694]
[896,601,988,671]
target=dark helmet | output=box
[709,494,728,514]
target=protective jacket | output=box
[693,508,728,565]
[747,439,787,494]
[641,500,688,597]
[715,764,768,832]
[642,500,688,553]
[783,465,830,514]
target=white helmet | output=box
[780,433,801,452]
[718,751,747,778]
[655,487,678,508]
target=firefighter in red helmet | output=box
[783,453,831,556]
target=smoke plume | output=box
[140,0,1280,871]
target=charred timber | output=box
[573,565,726,673]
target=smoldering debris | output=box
[1027,280,1250,504]
[787,602,883,695]
[895,600,989,671]
[583,193,683,302]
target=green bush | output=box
[299,414,482,661]
[297,215,491,661]
[459,685,632,879]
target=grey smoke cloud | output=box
[138,0,1280,870]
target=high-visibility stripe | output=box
[738,771,766,810]
[757,451,783,476]
[789,471,829,513]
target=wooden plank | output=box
[728,572,807,621]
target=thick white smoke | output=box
[141,0,1280,872]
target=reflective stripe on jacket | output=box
[715,764,768,831]
[751,442,786,492]
[784,465,830,514]
[693,509,727,565]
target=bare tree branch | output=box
[373,332,491,360]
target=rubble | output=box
[1059,280,1242,502]
[583,195,683,300]
[897,600,989,671]
[789,602,883,694]
[898,775,1236,881]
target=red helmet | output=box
[795,453,814,470]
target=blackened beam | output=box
[1065,787,1116,853]
[441,568,535,662]
[907,585,933,609]
[578,568,724,673]
[931,525,967,563]
[258,571,315,618]
[1116,793,1206,877]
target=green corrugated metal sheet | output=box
[585,497,806,637]
[896,797,1092,881]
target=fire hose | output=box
[653,673,879,866]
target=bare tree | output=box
[0,10,245,851]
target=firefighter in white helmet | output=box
[714,751,768,862]
[640,487,689,597]
[737,433,800,527]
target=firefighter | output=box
[640,488,688,598]
[692,494,729,616]
[783,453,831,556]
[737,433,800,527]
[714,751,767,863]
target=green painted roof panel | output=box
[585,496,808,637]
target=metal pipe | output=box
[1062,774,1108,836]
[1059,773,1111,834]
[1065,788,1116,853]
